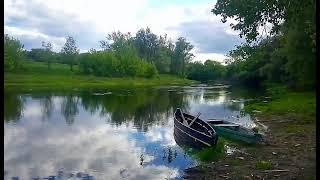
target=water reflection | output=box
[4,87,260,179]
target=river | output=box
[4,85,264,179]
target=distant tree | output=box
[4,34,25,71]
[171,37,194,76]
[99,40,111,51]
[134,27,159,62]
[61,36,79,71]
[187,60,225,82]
[106,31,134,53]
[27,48,45,61]
[41,41,53,69]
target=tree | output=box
[106,31,134,53]
[134,27,159,63]
[41,41,53,69]
[212,0,316,89]
[27,48,46,62]
[61,36,79,71]
[4,34,25,71]
[171,37,194,76]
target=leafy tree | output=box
[154,35,174,73]
[105,31,134,53]
[134,27,159,62]
[187,60,225,82]
[171,37,194,76]
[41,41,53,69]
[4,34,25,71]
[61,36,79,71]
[212,0,316,89]
[27,48,46,62]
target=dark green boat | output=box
[207,119,264,144]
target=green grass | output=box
[286,124,307,133]
[256,160,272,170]
[245,86,315,123]
[4,61,196,90]
[192,138,227,162]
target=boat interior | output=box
[174,109,214,136]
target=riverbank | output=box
[184,87,316,179]
[4,61,196,90]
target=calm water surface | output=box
[4,86,262,179]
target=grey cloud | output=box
[171,20,244,54]
[5,0,105,51]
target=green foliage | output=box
[6,29,195,79]
[256,160,272,170]
[191,137,226,162]
[171,37,194,77]
[61,36,79,71]
[212,0,315,89]
[41,41,53,69]
[245,86,315,123]
[4,34,25,71]
[79,49,158,78]
[187,60,225,82]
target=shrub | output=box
[4,34,25,71]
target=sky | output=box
[4,0,244,63]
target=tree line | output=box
[4,0,315,89]
[4,28,195,78]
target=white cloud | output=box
[4,0,242,61]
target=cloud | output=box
[4,0,106,51]
[4,96,184,179]
[4,0,243,61]
[174,20,243,54]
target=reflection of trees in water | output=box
[162,147,177,164]
[203,91,220,102]
[4,89,191,129]
[80,90,190,131]
[39,95,54,121]
[4,92,25,122]
[61,95,79,125]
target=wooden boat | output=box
[173,108,218,149]
[207,119,264,144]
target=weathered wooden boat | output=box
[173,108,218,149]
[207,119,264,144]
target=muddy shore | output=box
[183,113,316,180]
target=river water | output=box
[4,86,263,179]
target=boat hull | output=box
[207,120,263,144]
[173,109,218,149]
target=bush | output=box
[78,50,158,78]
[4,34,25,71]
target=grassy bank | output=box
[245,86,316,123]
[4,61,196,90]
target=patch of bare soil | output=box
[182,114,316,180]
